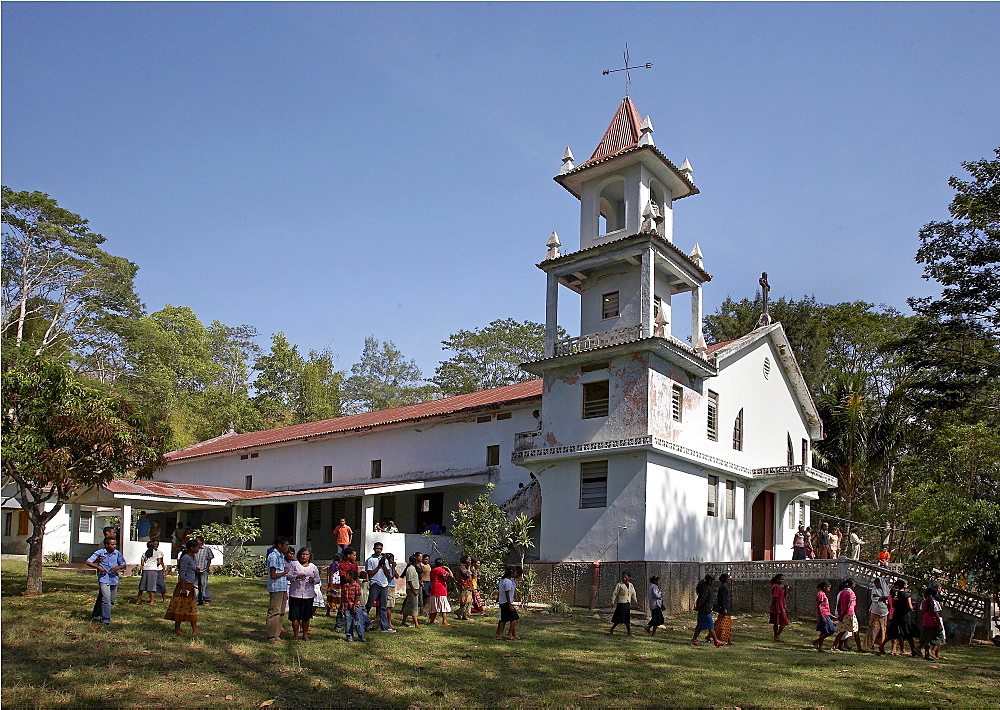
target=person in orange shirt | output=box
[877,545,891,567]
[333,518,353,556]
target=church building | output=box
[3,98,835,567]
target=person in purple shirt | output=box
[85,537,127,626]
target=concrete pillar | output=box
[691,283,705,350]
[360,495,376,556]
[68,503,80,562]
[120,503,133,541]
[295,500,309,549]
[639,246,654,338]
[545,272,559,357]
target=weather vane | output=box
[602,44,651,96]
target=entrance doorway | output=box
[274,503,296,544]
[751,491,775,560]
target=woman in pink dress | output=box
[769,573,789,641]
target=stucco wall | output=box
[161,406,538,506]
[536,452,647,562]
[644,455,747,561]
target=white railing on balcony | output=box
[514,430,541,452]
[554,325,643,356]
[752,464,838,487]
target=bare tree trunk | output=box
[25,522,46,596]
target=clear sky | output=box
[3,2,999,379]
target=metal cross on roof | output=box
[602,44,651,97]
[758,272,773,327]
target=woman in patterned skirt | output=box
[714,573,734,644]
[165,540,202,636]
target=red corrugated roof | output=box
[166,379,543,462]
[104,479,274,501]
[705,339,736,355]
[587,97,642,163]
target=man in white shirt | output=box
[364,542,395,632]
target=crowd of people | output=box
[82,527,956,661]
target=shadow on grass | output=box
[3,561,998,708]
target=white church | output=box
[3,97,836,568]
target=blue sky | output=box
[3,2,999,379]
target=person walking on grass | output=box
[769,573,789,642]
[265,537,290,643]
[920,583,946,660]
[165,539,203,636]
[136,540,164,605]
[813,580,836,652]
[470,558,485,614]
[496,565,522,640]
[714,573,734,645]
[286,547,321,641]
[85,536,127,627]
[867,576,892,654]
[325,553,341,618]
[341,569,367,642]
[400,554,422,629]
[457,555,474,620]
[610,572,638,636]
[887,579,920,657]
[418,553,432,616]
[691,575,724,646]
[646,575,664,637]
[193,536,214,606]
[428,558,454,626]
[833,578,863,652]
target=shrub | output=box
[43,551,68,564]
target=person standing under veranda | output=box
[85,537,127,626]
[817,522,833,559]
[792,525,807,560]
[333,518,353,556]
[136,511,152,542]
[193,536,214,606]
[265,537,290,643]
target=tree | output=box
[897,148,1000,410]
[1,187,141,356]
[447,484,513,595]
[341,336,435,413]
[297,347,344,423]
[2,348,168,595]
[909,148,1000,332]
[191,516,264,578]
[433,318,559,396]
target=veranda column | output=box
[294,500,309,549]
[68,503,80,562]
[360,495,376,556]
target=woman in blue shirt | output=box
[165,540,203,636]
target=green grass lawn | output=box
[2,560,998,708]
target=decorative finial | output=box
[638,116,655,147]
[680,157,694,180]
[757,272,773,327]
[602,44,652,97]
[559,147,575,174]
[546,231,562,260]
[694,333,708,353]
[689,243,704,269]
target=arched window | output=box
[598,179,626,234]
[787,433,794,466]
[733,408,743,451]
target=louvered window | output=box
[323,465,333,484]
[486,445,500,466]
[707,391,719,441]
[602,292,619,319]
[582,380,610,419]
[79,511,93,534]
[671,385,683,422]
[733,408,744,451]
[726,480,736,519]
[707,475,719,517]
[580,461,608,509]
[371,460,382,479]
[308,501,322,530]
